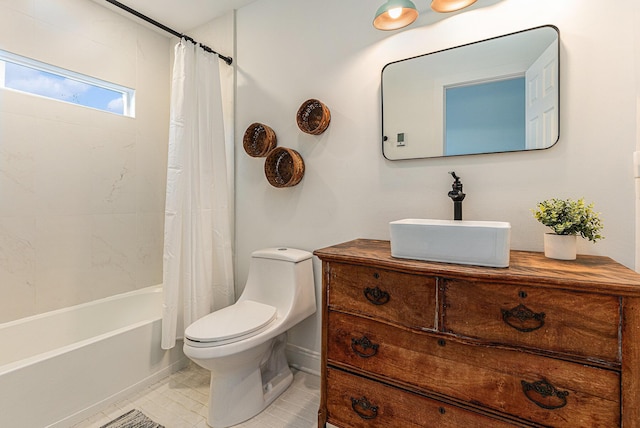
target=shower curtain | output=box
[161,39,235,350]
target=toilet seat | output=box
[185,300,277,347]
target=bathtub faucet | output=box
[447,171,465,221]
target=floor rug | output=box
[99,409,164,428]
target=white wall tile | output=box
[89,129,137,214]
[0,216,36,322]
[34,119,95,215]
[135,212,164,287]
[0,0,34,15]
[0,112,37,217]
[0,0,171,321]
[0,6,37,59]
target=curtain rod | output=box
[104,0,233,65]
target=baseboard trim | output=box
[286,343,320,376]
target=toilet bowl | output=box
[183,247,316,428]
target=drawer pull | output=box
[351,336,379,358]
[364,286,390,305]
[521,379,569,410]
[502,304,546,332]
[351,396,378,419]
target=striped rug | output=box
[99,409,164,428]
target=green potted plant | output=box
[532,197,604,260]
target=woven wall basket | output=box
[243,122,277,157]
[264,147,305,188]
[296,99,331,135]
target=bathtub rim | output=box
[0,285,163,376]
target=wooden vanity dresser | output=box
[314,239,640,427]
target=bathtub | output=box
[0,286,186,428]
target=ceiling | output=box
[96,0,259,34]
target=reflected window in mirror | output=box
[381,25,559,160]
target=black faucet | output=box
[447,171,465,221]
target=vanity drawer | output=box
[441,280,620,363]
[327,262,436,330]
[326,367,516,428]
[327,311,620,427]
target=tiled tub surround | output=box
[0,286,185,428]
[0,0,171,323]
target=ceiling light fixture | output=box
[373,0,419,31]
[430,0,477,13]
[373,0,478,30]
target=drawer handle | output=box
[502,304,546,332]
[351,396,378,419]
[521,379,569,410]
[364,286,390,305]
[351,336,379,358]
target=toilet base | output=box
[195,333,293,428]
[208,366,293,428]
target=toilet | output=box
[183,247,316,428]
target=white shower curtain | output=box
[161,39,235,350]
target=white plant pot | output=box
[543,233,577,260]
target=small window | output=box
[0,49,135,117]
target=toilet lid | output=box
[184,300,277,344]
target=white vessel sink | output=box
[389,219,511,267]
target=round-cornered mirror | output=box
[381,25,559,160]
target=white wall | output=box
[0,0,171,322]
[235,0,640,371]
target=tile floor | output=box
[73,362,321,428]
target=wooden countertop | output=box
[314,239,640,296]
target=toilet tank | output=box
[238,248,315,321]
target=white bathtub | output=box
[0,286,186,428]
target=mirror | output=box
[382,25,559,160]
